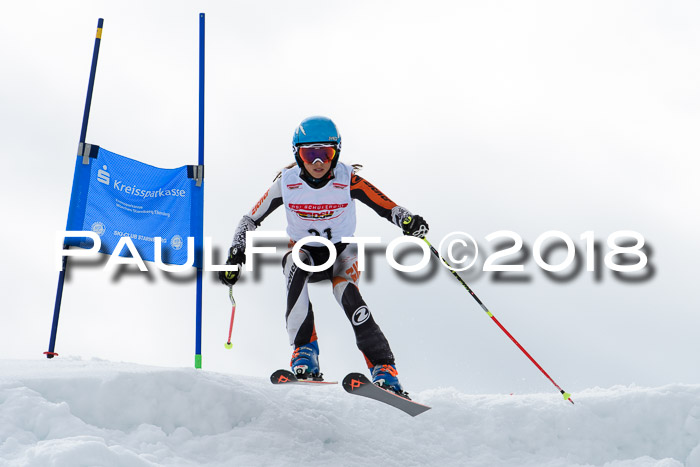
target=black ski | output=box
[270,369,337,385]
[342,372,431,417]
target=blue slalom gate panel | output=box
[65,146,202,266]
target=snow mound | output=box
[1,359,699,466]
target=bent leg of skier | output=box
[331,244,406,396]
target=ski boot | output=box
[371,364,410,399]
[290,341,323,380]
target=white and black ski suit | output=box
[231,162,414,368]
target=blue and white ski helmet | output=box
[292,116,342,168]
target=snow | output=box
[1,359,699,467]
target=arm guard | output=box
[231,178,284,249]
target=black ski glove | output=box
[218,246,246,287]
[402,215,429,238]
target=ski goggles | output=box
[297,144,337,164]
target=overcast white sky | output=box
[1,1,699,395]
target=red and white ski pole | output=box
[422,235,574,404]
[225,287,236,349]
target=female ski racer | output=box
[219,116,429,397]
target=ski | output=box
[342,372,431,417]
[270,369,337,385]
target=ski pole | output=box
[225,287,236,349]
[421,235,574,404]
